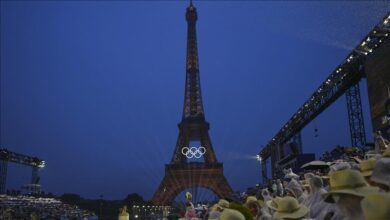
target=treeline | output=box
[60,193,149,220]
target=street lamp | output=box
[99,195,103,219]
[256,155,263,185]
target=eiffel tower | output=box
[152,1,233,205]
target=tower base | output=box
[152,163,232,205]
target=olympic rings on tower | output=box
[181,146,206,159]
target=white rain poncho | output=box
[303,175,345,220]
[285,179,308,204]
[259,189,273,219]
[304,175,330,219]
[261,189,273,202]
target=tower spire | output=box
[183,0,204,120]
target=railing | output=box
[166,162,223,170]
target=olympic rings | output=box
[181,146,206,159]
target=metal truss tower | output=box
[0,149,45,194]
[346,83,366,147]
[0,160,7,193]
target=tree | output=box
[60,193,82,204]
[123,193,144,205]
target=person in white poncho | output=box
[285,179,308,204]
[303,175,340,220]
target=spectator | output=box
[323,169,379,220]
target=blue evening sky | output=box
[1,0,389,200]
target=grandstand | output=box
[0,194,97,220]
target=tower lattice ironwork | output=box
[152,1,232,205]
[346,83,366,147]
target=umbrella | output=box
[301,160,329,170]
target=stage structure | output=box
[0,148,45,194]
[259,13,390,180]
[366,33,390,145]
[152,1,232,205]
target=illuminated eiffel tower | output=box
[152,1,232,205]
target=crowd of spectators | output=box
[0,194,97,220]
[319,146,365,162]
[177,145,390,220]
